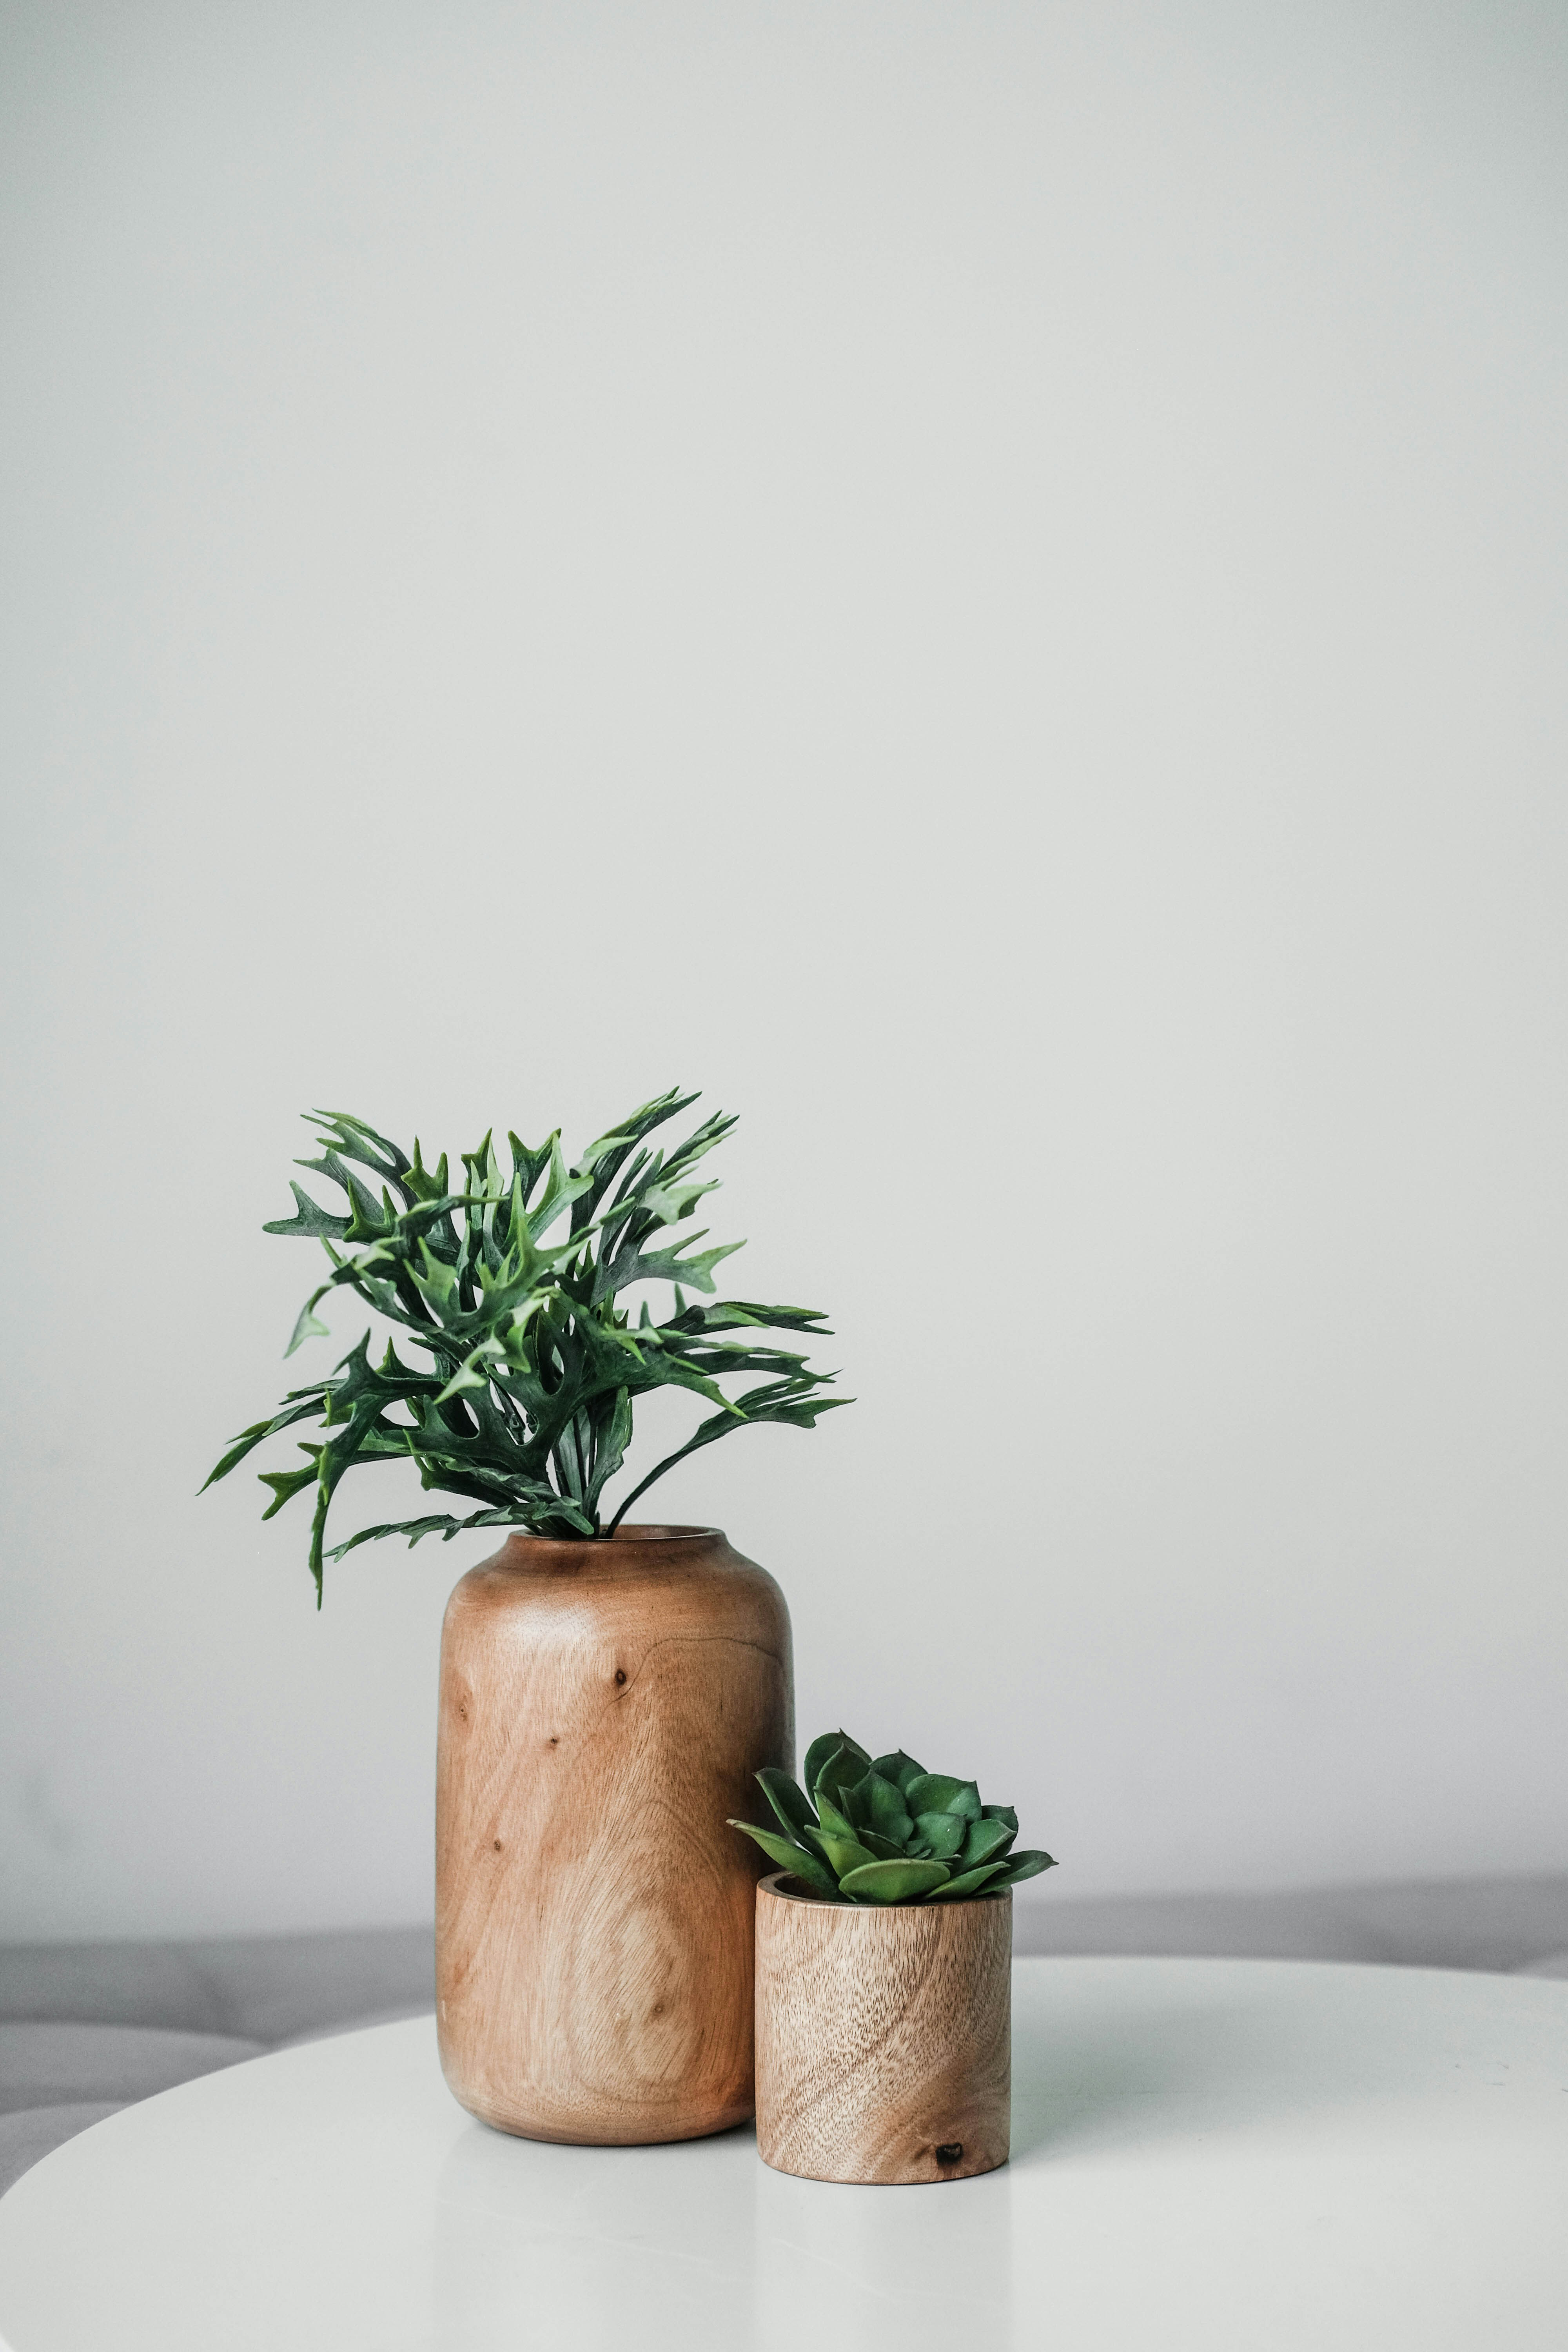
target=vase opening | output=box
[603,1524,721,1542]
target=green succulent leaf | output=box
[728,1821,838,1896]
[928,1861,1011,1900]
[812,1788,858,1843]
[990,1850,1057,1886]
[837,1778,873,1831]
[838,1859,953,1904]
[913,1811,969,1860]
[813,1829,882,1880]
[904,1774,983,1821]
[850,1828,909,1863]
[803,1732,866,1803]
[756,1769,817,1839]
[870,1751,926,1794]
[981,1804,1019,1833]
[859,1771,916,1846]
[813,1740,873,1818]
[961,1816,1018,1869]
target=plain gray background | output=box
[2,0,1564,1943]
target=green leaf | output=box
[304,1109,411,1191]
[961,1816,1017,1869]
[928,1862,1010,1900]
[870,1750,926,1794]
[642,1175,722,1226]
[802,1731,858,1798]
[837,1776,874,1831]
[341,1169,394,1243]
[838,1859,952,1904]
[601,1364,848,1535]
[849,1828,908,1862]
[591,1234,743,1307]
[257,1458,320,1519]
[860,1771,916,1846]
[527,1134,594,1240]
[813,1828,882,1881]
[756,1769,816,1839]
[913,1811,968,1860]
[201,1394,327,1490]
[811,1787,857,1842]
[981,1804,1018,1833]
[285,1290,332,1356]
[813,1738,872,1816]
[262,1182,350,1242]
[323,1505,537,1562]
[727,1821,837,1895]
[904,1774,982,1821]
[990,1851,1056,1886]
[405,1137,451,1204]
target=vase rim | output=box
[758,1869,1011,1913]
[499,1523,723,1544]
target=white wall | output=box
[3,0,1564,1941]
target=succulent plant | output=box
[203,1089,846,1601]
[729,1731,1055,1905]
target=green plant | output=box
[203,1090,846,1601]
[729,1732,1055,1904]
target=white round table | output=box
[1,1957,1564,2351]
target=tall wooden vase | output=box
[436,1524,792,2145]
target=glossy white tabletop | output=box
[1,1957,1565,2352]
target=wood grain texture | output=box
[754,1873,1011,2184]
[436,1526,792,2145]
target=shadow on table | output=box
[1010,1993,1301,2161]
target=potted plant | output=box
[206,1089,846,2144]
[730,1731,1054,2183]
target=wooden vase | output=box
[753,1872,1012,2184]
[436,1525,792,2145]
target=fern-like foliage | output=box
[203,1089,847,1602]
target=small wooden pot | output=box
[436,1526,792,2146]
[753,1872,1011,2184]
